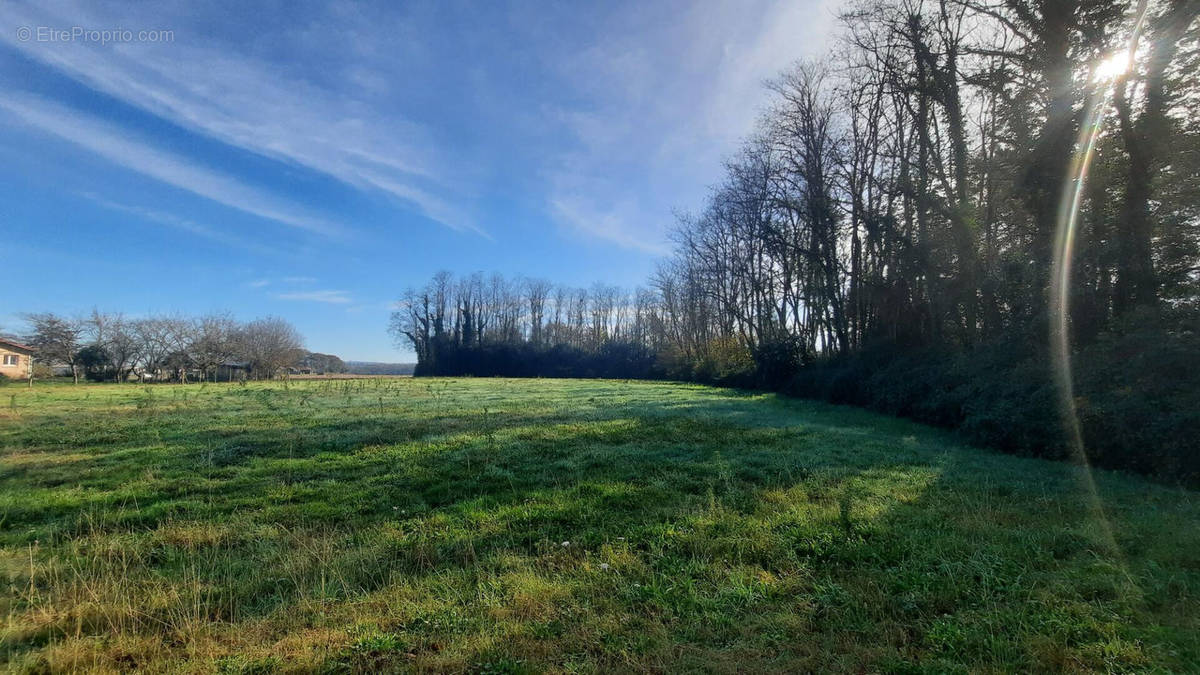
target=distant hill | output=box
[344,361,416,376]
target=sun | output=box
[1093,51,1132,82]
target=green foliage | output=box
[74,344,113,382]
[415,339,660,380]
[788,307,1200,484]
[1073,307,1200,479]
[1,379,1197,671]
[690,337,756,386]
[752,334,806,389]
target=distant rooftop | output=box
[0,336,34,352]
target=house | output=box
[215,361,251,382]
[0,337,34,380]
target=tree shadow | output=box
[2,382,1196,672]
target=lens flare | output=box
[1050,0,1149,593]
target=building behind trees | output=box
[21,311,317,383]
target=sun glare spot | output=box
[1093,51,1132,82]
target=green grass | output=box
[0,378,1197,673]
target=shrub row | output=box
[415,308,1199,485]
[786,308,1200,484]
[415,340,660,380]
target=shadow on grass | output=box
[2,381,1196,672]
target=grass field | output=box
[1,378,1197,673]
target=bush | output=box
[753,334,805,389]
[416,339,660,380]
[1072,307,1200,481]
[411,306,1200,485]
[692,337,755,386]
[784,307,1200,485]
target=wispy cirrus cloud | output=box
[275,290,354,304]
[550,195,671,255]
[538,0,838,252]
[2,94,342,237]
[79,192,287,256]
[1,0,833,265]
[0,1,487,238]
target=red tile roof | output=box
[0,337,35,353]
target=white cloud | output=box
[0,0,836,255]
[550,196,671,255]
[0,1,485,237]
[2,95,341,237]
[541,0,838,252]
[78,192,288,256]
[275,290,353,304]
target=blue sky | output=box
[0,0,834,361]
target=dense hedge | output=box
[786,308,1200,485]
[415,340,660,380]
[415,309,1198,485]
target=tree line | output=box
[655,0,1198,362]
[16,312,339,383]
[388,272,662,378]
[393,0,1200,483]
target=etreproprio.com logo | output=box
[16,26,174,44]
